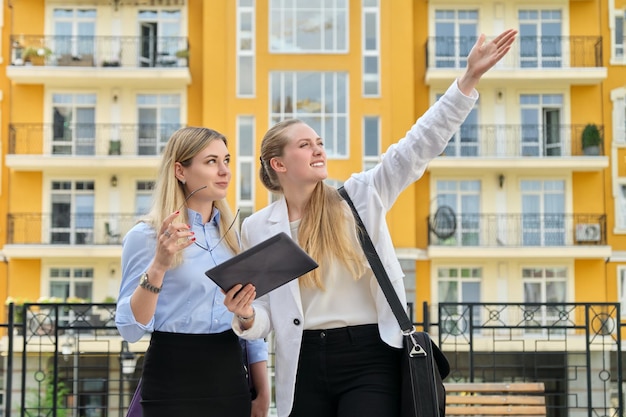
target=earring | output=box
[181,179,186,185]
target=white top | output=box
[290,219,378,330]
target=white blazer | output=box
[234,80,478,417]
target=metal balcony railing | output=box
[8,123,184,156]
[441,124,605,157]
[9,35,189,68]
[426,35,603,69]
[427,213,607,246]
[7,213,140,245]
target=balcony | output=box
[6,123,184,171]
[5,213,138,258]
[426,36,607,86]
[428,124,608,172]
[7,35,190,86]
[427,213,609,259]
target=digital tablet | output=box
[205,232,319,298]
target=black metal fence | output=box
[2,301,624,416]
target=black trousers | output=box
[289,324,402,417]
[140,330,251,417]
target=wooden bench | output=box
[444,382,546,416]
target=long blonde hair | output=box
[259,119,364,289]
[144,127,240,268]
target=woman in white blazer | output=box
[225,29,517,417]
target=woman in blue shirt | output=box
[116,127,269,417]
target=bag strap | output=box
[338,186,414,333]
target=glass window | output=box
[434,9,478,68]
[237,116,255,205]
[363,116,380,170]
[619,267,626,316]
[616,12,624,59]
[52,93,97,156]
[136,94,181,155]
[362,0,380,96]
[53,8,96,61]
[238,0,255,96]
[438,267,481,334]
[522,266,567,333]
[50,180,95,245]
[49,267,94,300]
[444,95,480,157]
[138,9,183,67]
[270,71,348,157]
[519,9,562,68]
[135,180,155,216]
[435,180,481,246]
[269,0,348,53]
[519,94,563,157]
[520,180,565,246]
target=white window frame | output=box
[136,93,182,155]
[49,180,95,245]
[362,116,380,170]
[437,266,482,335]
[611,88,626,145]
[135,180,155,216]
[521,266,568,334]
[270,71,349,158]
[237,115,255,221]
[362,0,380,97]
[610,5,625,64]
[269,0,348,53]
[619,266,626,316]
[48,266,94,301]
[237,0,255,97]
[518,9,563,69]
[433,9,478,69]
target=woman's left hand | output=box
[223,283,256,323]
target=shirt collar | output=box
[186,207,221,226]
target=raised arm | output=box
[458,29,517,96]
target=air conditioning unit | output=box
[575,224,601,242]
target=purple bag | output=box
[126,378,142,417]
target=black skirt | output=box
[140,330,252,417]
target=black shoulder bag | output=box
[338,186,449,417]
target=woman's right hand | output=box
[153,210,195,272]
[223,284,256,328]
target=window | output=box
[136,94,181,155]
[50,181,95,245]
[135,181,155,216]
[438,267,481,334]
[519,10,562,68]
[270,71,348,157]
[237,116,255,218]
[522,267,567,332]
[53,8,96,63]
[269,0,348,53]
[615,10,624,60]
[435,180,481,246]
[138,9,183,67]
[49,267,94,300]
[617,184,626,229]
[237,0,255,96]
[362,0,380,96]
[434,10,478,68]
[362,116,380,170]
[612,91,626,145]
[52,93,97,156]
[519,94,563,157]
[521,180,565,246]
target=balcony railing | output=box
[441,124,605,157]
[7,213,140,245]
[428,213,607,246]
[427,35,603,69]
[10,35,189,68]
[8,123,184,156]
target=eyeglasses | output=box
[178,185,240,254]
[193,208,240,253]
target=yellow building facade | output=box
[0,0,622,325]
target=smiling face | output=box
[271,122,327,189]
[175,139,231,210]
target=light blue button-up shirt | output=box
[115,208,267,364]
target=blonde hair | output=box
[143,126,240,268]
[259,119,364,289]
